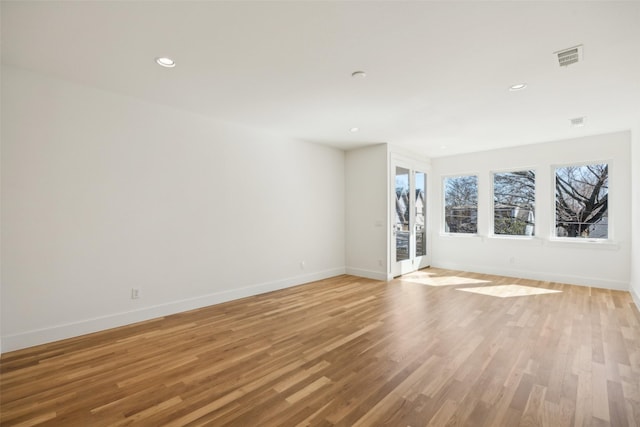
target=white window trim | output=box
[489,168,537,239]
[550,159,613,243]
[545,238,620,250]
[439,232,481,238]
[441,173,479,236]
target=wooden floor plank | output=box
[1,269,639,426]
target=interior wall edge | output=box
[632,123,640,311]
[0,267,346,354]
[429,262,628,292]
[344,267,388,282]
[631,286,640,312]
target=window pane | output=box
[493,171,535,236]
[444,175,478,234]
[415,171,426,256]
[395,167,410,261]
[555,163,608,238]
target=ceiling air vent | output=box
[570,117,585,127]
[555,45,583,67]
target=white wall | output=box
[345,144,388,280]
[431,132,631,290]
[2,66,636,355]
[0,65,3,355]
[631,125,640,308]
[1,66,346,352]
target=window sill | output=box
[487,235,543,245]
[545,238,620,250]
[439,233,482,238]
[489,235,537,241]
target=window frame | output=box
[490,168,537,239]
[550,160,612,243]
[441,173,479,236]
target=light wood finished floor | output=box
[2,269,639,426]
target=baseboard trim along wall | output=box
[345,267,388,281]
[5,264,634,353]
[1,267,346,353]
[431,261,629,291]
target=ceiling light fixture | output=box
[351,71,367,78]
[350,127,360,133]
[155,57,176,68]
[509,83,527,91]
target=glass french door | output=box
[392,164,430,277]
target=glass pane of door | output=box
[392,160,431,278]
[415,171,426,257]
[395,167,410,262]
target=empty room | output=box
[1,1,639,426]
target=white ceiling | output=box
[2,1,639,157]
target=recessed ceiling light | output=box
[351,71,367,78]
[350,127,360,133]
[155,57,176,68]
[509,83,527,91]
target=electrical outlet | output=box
[300,261,306,270]
[131,288,140,299]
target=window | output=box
[555,163,608,239]
[493,170,535,236]
[444,175,478,234]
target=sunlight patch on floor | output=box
[457,284,562,298]
[401,274,490,287]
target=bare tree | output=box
[555,164,608,238]
[494,171,535,207]
[444,176,478,233]
[442,166,607,238]
[493,171,535,235]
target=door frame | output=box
[390,154,431,277]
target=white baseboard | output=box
[431,261,629,291]
[345,267,388,281]
[1,267,346,353]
